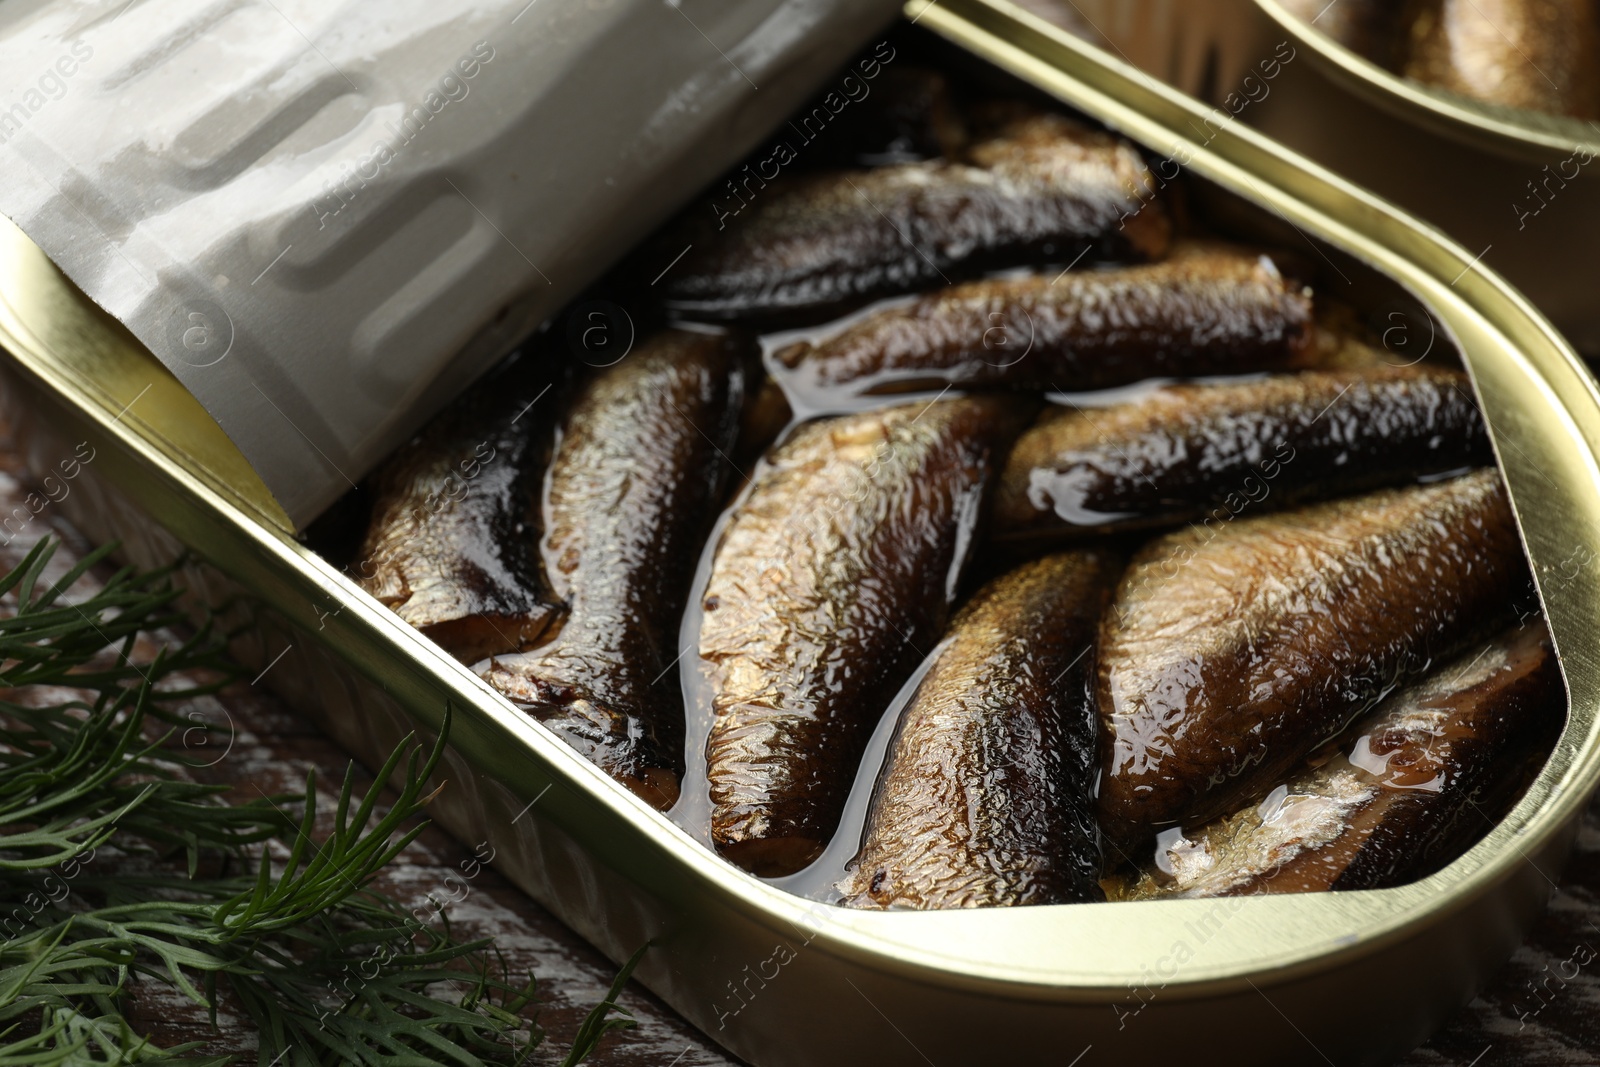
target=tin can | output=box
[2,2,1598,1063]
[1048,0,1600,357]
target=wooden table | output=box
[5,428,1598,1066]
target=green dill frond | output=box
[0,538,647,1065]
[560,944,645,1067]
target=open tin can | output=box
[2,2,1599,1063]
[1252,0,1600,159]
[1049,0,1600,358]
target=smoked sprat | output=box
[354,54,1560,913]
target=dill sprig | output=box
[0,539,640,1065]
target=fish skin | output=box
[772,247,1312,397]
[700,395,1034,876]
[1097,469,1526,850]
[1108,623,1562,899]
[358,354,565,665]
[1404,0,1600,119]
[993,366,1490,538]
[839,552,1117,910]
[481,329,748,810]
[657,112,1170,325]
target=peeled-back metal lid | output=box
[0,0,902,528]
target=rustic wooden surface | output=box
[0,433,736,1067]
[5,428,1600,1066]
